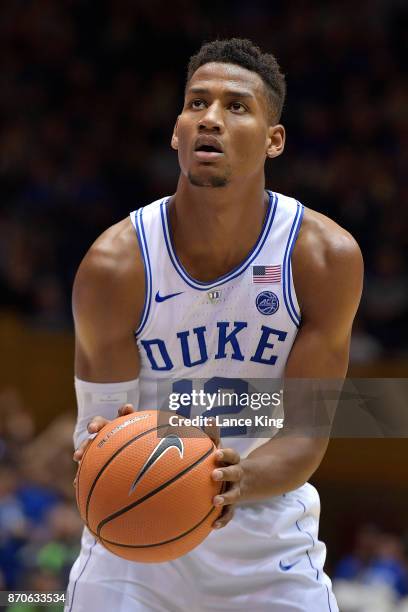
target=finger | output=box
[219,484,241,506]
[213,447,240,466]
[212,464,242,483]
[218,502,235,522]
[87,416,109,433]
[118,403,135,416]
[213,483,240,507]
[73,444,91,462]
[73,438,91,462]
[73,417,108,462]
[73,418,107,461]
[203,417,220,448]
[212,505,234,529]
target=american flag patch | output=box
[252,265,281,284]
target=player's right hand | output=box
[72,403,135,487]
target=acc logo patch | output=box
[256,291,279,315]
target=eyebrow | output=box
[187,87,255,100]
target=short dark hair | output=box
[186,38,286,122]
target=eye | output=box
[190,99,206,110]
[229,102,247,113]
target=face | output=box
[172,62,285,188]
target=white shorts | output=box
[65,483,338,612]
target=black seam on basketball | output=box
[85,423,171,523]
[89,503,219,548]
[84,421,210,523]
[95,444,214,538]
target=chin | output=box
[187,171,230,188]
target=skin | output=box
[73,62,363,529]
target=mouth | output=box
[193,137,224,162]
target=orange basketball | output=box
[75,410,223,562]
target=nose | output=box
[198,102,225,133]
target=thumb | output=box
[118,403,135,416]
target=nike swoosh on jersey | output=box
[279,559,301,571]
[128,435,184,495]
[155,290,184,302]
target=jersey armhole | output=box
[130,208,152,336]
[282,202,304,327]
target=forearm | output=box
[239,436,329,503]
[73,377,140,449]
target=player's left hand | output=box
[204,420,243,530]
[211,446,242,529]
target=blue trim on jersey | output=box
[134,208,152,335]
[67,536,98,612]
[326,584,333,612]
[288,202,304,323]
[295,498,321,575]
[160,191,278,291]
[282,202,304,327]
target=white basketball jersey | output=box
[130,190,304,458]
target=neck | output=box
[168,174,269,282]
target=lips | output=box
[194,135,223,153]
[193,136,224,161]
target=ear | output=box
[266,124,285,159]
[171,116,180,150]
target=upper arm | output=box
[286,210,364,378]
[274,211,363,464]
[246,211,363,479]
[73,219,144,382]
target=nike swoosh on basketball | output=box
[155,290,184,302]
[279,559,301,571]
[128,435,184,495]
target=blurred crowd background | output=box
[1,0,407,359]
[0,391,81,609]
[0,0,407,610]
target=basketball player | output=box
[65,39,363,611]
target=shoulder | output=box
[75,216,143,282]
[73,217,144,331]
[295,207,363,271]
[293,206,364,325]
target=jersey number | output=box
[172,377,248,437]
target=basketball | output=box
[75,410,223,562]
